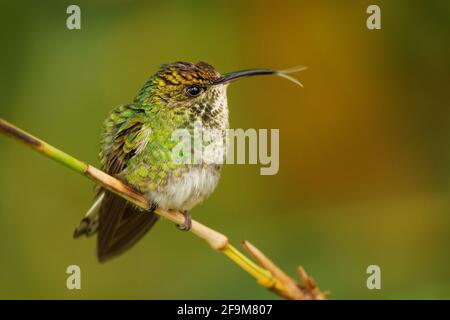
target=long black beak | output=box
[213,66,307,87]
[213,69,276,85]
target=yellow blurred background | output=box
[0,0,449,299]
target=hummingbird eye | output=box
[185,85,203,97]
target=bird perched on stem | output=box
[73,61,305,262]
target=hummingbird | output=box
[73,61,305,262]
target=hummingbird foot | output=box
[147,202,157,213]
[176,210,192,231]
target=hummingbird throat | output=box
[170,120,280,176]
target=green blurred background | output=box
[0,0,449,299]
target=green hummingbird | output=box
[73,61,305,262]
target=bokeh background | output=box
[0,0,449,299]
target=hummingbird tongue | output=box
[213,65,306,87]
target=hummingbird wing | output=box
[79,105,159,262]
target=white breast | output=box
[148,165,221,211]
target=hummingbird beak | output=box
[213,66,307,87]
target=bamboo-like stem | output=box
[0,118,326,299]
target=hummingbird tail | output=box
[74,191,159,262]
[96,191,159,263]
[73,192,105,238]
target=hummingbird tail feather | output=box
[97,191,159,263]
[73,192,105,238]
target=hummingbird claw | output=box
[176,210,192,231]
[147,202,157,212]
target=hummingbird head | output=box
[144,61,228,128]
[138,61,306,127]
[150,61,222,107]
